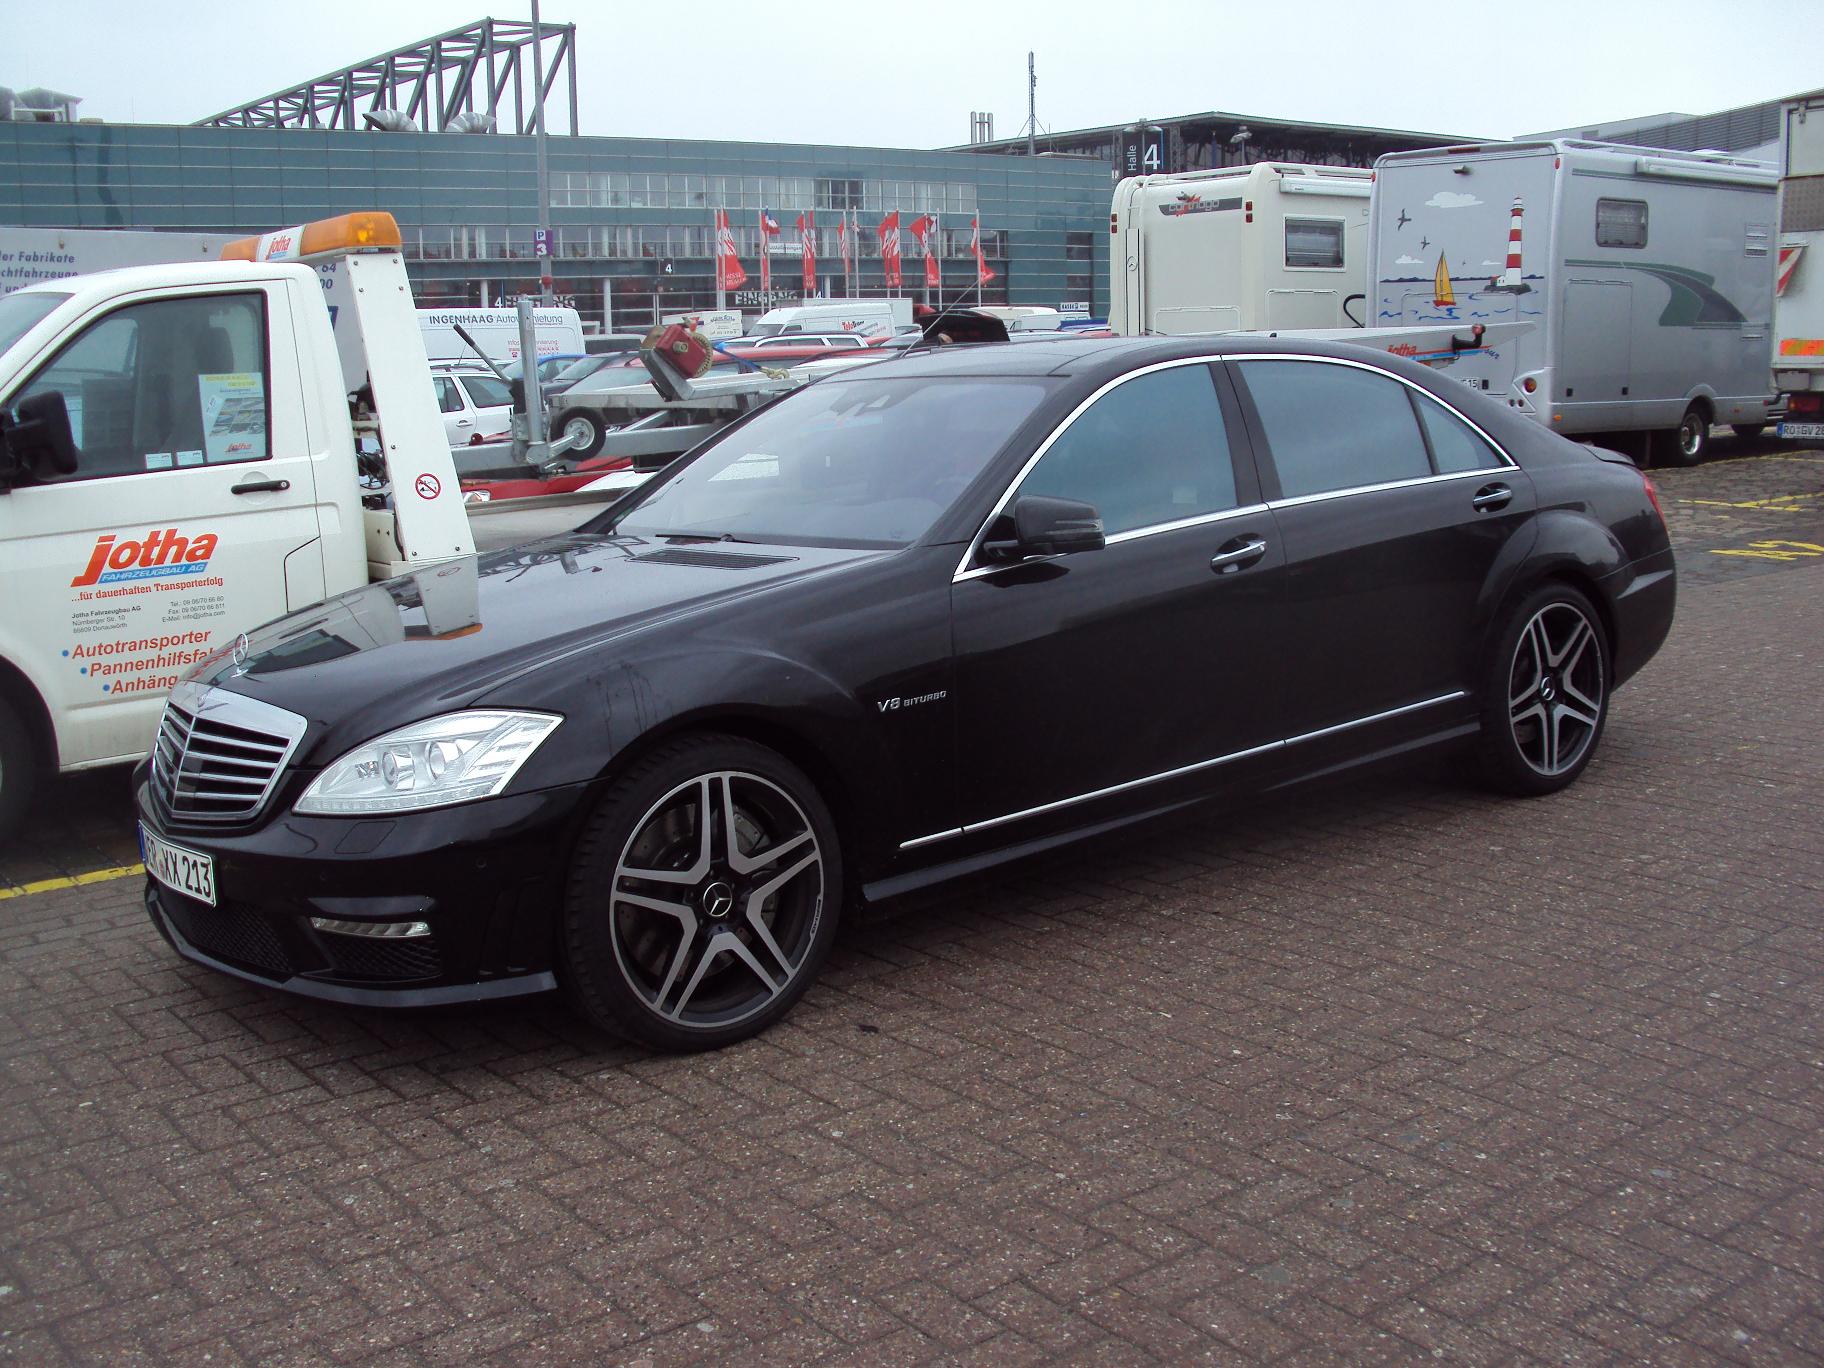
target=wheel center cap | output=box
[701,880,736,920]
[1541,675,1558,702]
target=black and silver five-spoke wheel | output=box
[563,736,840,1050]
[1475,583,1609,796]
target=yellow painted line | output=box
[1680,493,1823,511]
[0,863,145,900]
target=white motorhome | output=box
[749,297,913,338]
[417,306,584,364]
[1773,90,1824,440]
[1111,163,1374,336]
[1370,141,1778,463]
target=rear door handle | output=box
[1211,536,1268,573]
[1472,483,1513,512]
[231,477,291,495]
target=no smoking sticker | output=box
[415,473,442,500]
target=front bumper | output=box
[137,774,598,1006]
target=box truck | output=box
[1110,163,1374,336]
[1773,91,1824,440]
[1369,141,1778,464]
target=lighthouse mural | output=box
[1486,197,1533,295]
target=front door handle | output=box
[456,417,474,426]
[1210,536,1268,573]
[1472,483,1513,512]
[231,477,291,495]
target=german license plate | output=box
[140,824,216,907]
[1777,421,1824,440]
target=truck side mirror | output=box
[0,391,79,487]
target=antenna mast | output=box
[1027,52,1037,156]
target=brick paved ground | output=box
[2,444,1821,1364]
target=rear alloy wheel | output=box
[1662,405,1711,467]
[561,736,840,1051]
[1474,585,1609,796]
[558,410,605,458]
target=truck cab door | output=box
[0,284,324,771]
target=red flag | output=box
[836,216,850,279]
[971,217,996,285]
[798,210,817,294]
[715,209,747,291]
[876,211,903,289]
[909,214,940,289]
[758,209,780,293]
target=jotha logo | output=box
[72,529,219,587]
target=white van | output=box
[1112,163,1374,336]
[416,306,584,364]
[749,298,913,339]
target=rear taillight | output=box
[1642,473,1665,524]
[1789,391,1823,415]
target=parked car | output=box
[137,336,1675,1051]
[721,333,878,352]
[432,370,514,446]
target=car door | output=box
[1227,356,1535,742]
[0,285,325,769]
[457,374,515,441]
[949,359,1287,836]
[434,376,468,445]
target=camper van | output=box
[1370,141,1778,464]
[1773,91,1824,440]
[1110,163,1374,336]
[748,298,913,338]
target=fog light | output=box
[309,917,432,939]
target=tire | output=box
[557,409,605,458]
[1731,423,1766,440]
[1472,583,1610,797]
[560,734,841,1052]
[0,692,41,843]
[1661,405,1711,467]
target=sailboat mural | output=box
[1432,251,1456,309]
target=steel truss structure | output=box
[196,18,578,135]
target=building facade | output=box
[0,122,1112,327]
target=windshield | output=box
[600,376,1051,549]
[460,374,514,408]
[0,291,70,358]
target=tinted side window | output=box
[16,292,269,481]
[1237,360,1430,499]
[434,378,462,413]
[460,375,513,408]
[1015,364,1238,534]
[1413,392,1503,474]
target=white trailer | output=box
[1369,141,1779,464]
[1773,91,1824,440]
[1110,162,1374,336]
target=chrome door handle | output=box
[1210,537,1268,573]
[1472,483,1512,511]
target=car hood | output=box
[193,534,882,748]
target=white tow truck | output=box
[0,211,589,836]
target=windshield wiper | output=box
[652,531,759,545]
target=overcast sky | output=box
[5,0,1818,148]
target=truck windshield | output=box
[600,376,1052,549]
[0,291,69,359]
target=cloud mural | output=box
[1425,191,1482,209]
[1396,255,1423,265]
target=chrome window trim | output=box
[899,690,1468,851]
[952,349,1518,584]
[1227,352,1519,475]
[952,354,1233,582]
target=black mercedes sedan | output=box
[137,337,1675,1050]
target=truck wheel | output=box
[558,410,605,458]
[1662,406,1711,467]
[0,693,42,842]
[560,734,842,1052]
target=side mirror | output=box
[0,391,79,484]
[983,495,1106,562]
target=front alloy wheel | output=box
[562,737,839,1050]
[1474,584,1610,796]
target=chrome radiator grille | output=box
[150,680,307,824]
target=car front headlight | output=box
[295,711,562,815]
